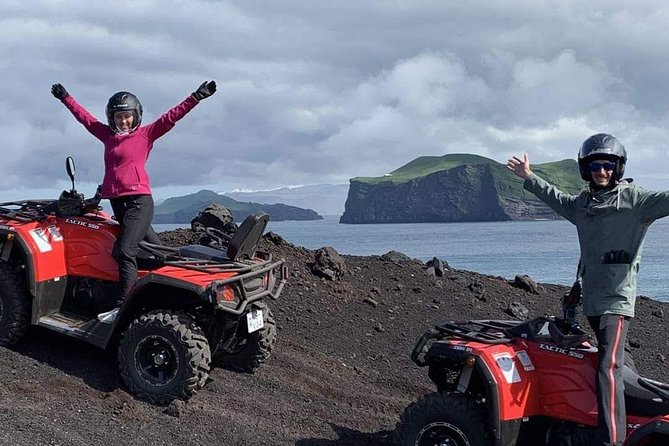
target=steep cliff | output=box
[340,154,582,223]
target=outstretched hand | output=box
[192,80,217,101]
[51,83,69,101]
[506,153,533,179]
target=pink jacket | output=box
[62,95,200,198]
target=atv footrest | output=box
[38,312,91,331]
[37,312,112,349]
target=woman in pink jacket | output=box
[51,81,217,321]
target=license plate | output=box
[246,308,264,333]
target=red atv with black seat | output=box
[396,315,669,445]
[0,157,287,404]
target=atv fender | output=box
[0,224,68,321]
[624,416,669,445]
[424,341,540,445]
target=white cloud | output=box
[3,0,669,199]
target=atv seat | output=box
[136,246,172,270]
[137,212,270,268]
[177,244,229,262]
[176,211,269,262]
[623,367,669,417]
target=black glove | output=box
[51,83,69,101]
[192,80,216,101]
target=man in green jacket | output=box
[507,133,669,446]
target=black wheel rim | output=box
[416,421,470,446]
[134,335,179,386]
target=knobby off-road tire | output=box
[214,301,276,373]
[0,262,30,346]
[395,392,492,446]
[118,311,211,405]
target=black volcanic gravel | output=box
[0,229,667,446]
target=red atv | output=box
[0,157,287,404]
[396,315,669,445]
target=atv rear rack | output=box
[211,258,288,315]
[161,256,273,274]
[138,241,278,274]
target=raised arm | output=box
[51,83,109,141]
[636,189,669,223]
[507,153,578,222]
[144,80,217,142]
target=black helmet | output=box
[106,91,143,134]
[577,133,627,182]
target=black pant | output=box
[110,194,160,301]
[587,314,630,446]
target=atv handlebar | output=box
[55,186,102,218]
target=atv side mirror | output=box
[66,157,76,191]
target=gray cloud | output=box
[3,0,669,201]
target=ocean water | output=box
[154,216,669,302]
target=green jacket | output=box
[524,173,669,317]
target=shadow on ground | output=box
[296,424,395,445]
[10,326,120,393]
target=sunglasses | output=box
[589,161,616,172]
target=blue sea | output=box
[154,216,669,302]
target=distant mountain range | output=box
[225,184,349,216]
[340,153,584,224]
[153,189,323,224]
[151,154,585,225]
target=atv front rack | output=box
[411,320,518,366]
[434,320,519,343]
[0,200,56,222]
[411,317,591,367]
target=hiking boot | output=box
[97,307,120,323]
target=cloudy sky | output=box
[3,0,669,202]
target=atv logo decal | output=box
[450,345,473,352]
[515,350,535,371]
[538,344,585,359]
[65,218,100,230]
[493,352,521,384]
[29,226,62,252]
